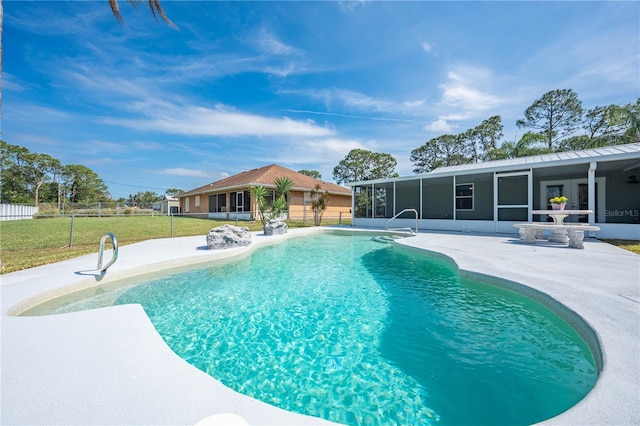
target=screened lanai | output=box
[350,143,640,240]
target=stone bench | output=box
[513,223,601,249]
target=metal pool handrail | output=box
[97,233,118,273]
[385,209,418,235]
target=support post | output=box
[588,162,597,225]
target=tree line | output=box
[332,89,639,183]
[0,141,182,207]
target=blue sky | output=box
[3,1,639,199]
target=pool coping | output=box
[1,227,639,425]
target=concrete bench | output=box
[513,223,601,249]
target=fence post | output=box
[170,214,174,238]
[339,211,342,225]
[69,214,75,247]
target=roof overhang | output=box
[347,143,640,186]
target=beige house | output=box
[178,164,352,222]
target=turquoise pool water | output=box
[30,232,597,425]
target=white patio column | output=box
[393,181,396,216]
[588,162,597,224]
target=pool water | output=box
[32,232,597,425]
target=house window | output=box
[456,183,474,210]
[184,197,190,213]
[194,195,200,207]
[217,194,226,212]
[209,194,227,213]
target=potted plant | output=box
[549,196,568,210]
[251,176,293,235]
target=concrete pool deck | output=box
[1,227,639,425]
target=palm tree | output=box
[310,184,330,226]
[250,185,268,226]
[250,177,294,227]
[108,0,176,28]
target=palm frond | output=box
[108,0,177,29]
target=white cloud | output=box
[160,168,211,178]
[300,137,367,156]
[439,69,500,113]
[253,28,301,56]
[132,141,166,151]
[424,119,453,133]
[404,100,425,108]
[431,66,505,126]
[421,41,434,54]
[283,88,428,118]
[103,104,335,138]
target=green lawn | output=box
[601,239,640,255]
[0,215,350,274]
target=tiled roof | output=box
[180,164,352,197]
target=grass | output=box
[0,215,350,274]
[601,239,640,255]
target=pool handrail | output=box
[97,232,119,273]
[385,209,418,235]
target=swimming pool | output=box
[24,232,597,425]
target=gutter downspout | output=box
[588,162,597,224]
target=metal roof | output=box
[348,143,640,186]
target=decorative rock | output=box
[264,219,288,235]
[206,224,252,250]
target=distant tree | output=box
[474,116,504,161]
[127,191,161,206]
[555,135,603,152]
[555,100,639,151]
[108,0,176,28]
[583,104,629,141]
[165,188,184,196]
[516,89,583,150]
[621,99,640,143]
[332,149,398,184]
[298,169,322,180]
[0,142,29,203]
[0,142,113,205]
[27,154,62,207]
[410,134,472,173]
[1,142,62,207]
[63,165,110,203]
[484,132,550,160]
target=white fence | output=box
[0,204,39,221]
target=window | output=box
[194,195,200,207]
[184,197,190,213]
[209,194,227,213]
[456,183,473,210]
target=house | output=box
[152,195,180,215]
[348,143,640,240]
[178,164,352,222]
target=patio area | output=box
[1,227,638,425]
